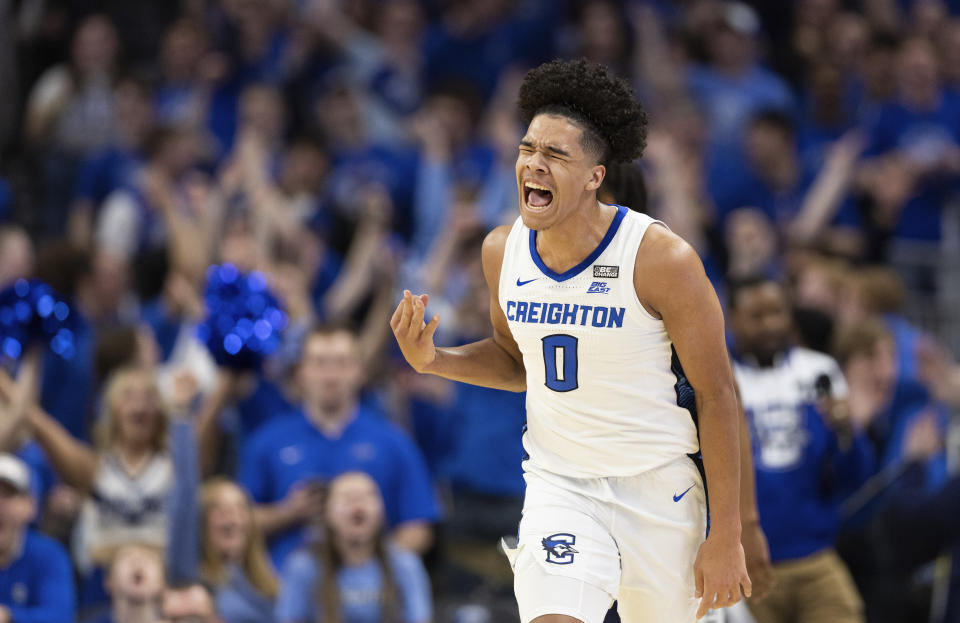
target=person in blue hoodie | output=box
[728,276,875,623]
[0,453,76,623]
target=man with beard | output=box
[728,276,874,623]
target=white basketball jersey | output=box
[73,451,172,571]
[733,348,847,472]
[498,204,700,478]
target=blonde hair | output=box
[199,478,278,599]
[93,367,168,454]
[833,316,893,368]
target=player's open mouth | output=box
[524,182,553,210]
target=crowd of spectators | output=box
[1,0,960,622]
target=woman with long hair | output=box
[167,379,278,623]
[28,366,171,566]
[7,365,174,610]
[275,471,432,623]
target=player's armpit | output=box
[482,225,526,382]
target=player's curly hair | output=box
[517,58,648,165]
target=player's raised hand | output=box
[390,290,440,373]
[693,532,752,619]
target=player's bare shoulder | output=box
[633,223,709,317]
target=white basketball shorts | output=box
[501,455,707,623]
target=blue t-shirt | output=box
[706,153,818,229]
[863,91,960,240]
[748,401,875,562]
[441,383,527,497]
[275,547,431,623]
[687,65,795,153]
[73,146,141,206]
[234,379,294,441]
[216,565,277,623]
[422,1,555,99]
[324,143,420,241]
[0,531,76,623]
[240,407,439,566]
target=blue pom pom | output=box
[0,279,78,362]
[198,265,288,370]
[2,337,22,360]
[223,334,243,355]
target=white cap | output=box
[0,454,31,495]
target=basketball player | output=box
[391,59,750,622]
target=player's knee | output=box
[530,615,587,623]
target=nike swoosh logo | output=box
[673,485,695,502]
[516,278,538,287]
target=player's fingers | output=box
[419,293,429,306]
[397,291,413,334]
[408,296,426,337]
[713,591,732,610]
[389,299,404,331]
[695,593,713,619]
[724,588,740,607]
[742,571,753,598]
[694,567,704,599]
[422,314,440,343]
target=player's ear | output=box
[585,164,606,192]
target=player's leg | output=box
[611,457,708,622]
[510,555,615,623]
[503,469,620,623]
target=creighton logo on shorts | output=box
[542,533,578,564]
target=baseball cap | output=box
[0,454,31,495]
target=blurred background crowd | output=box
[0,0,959,622]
